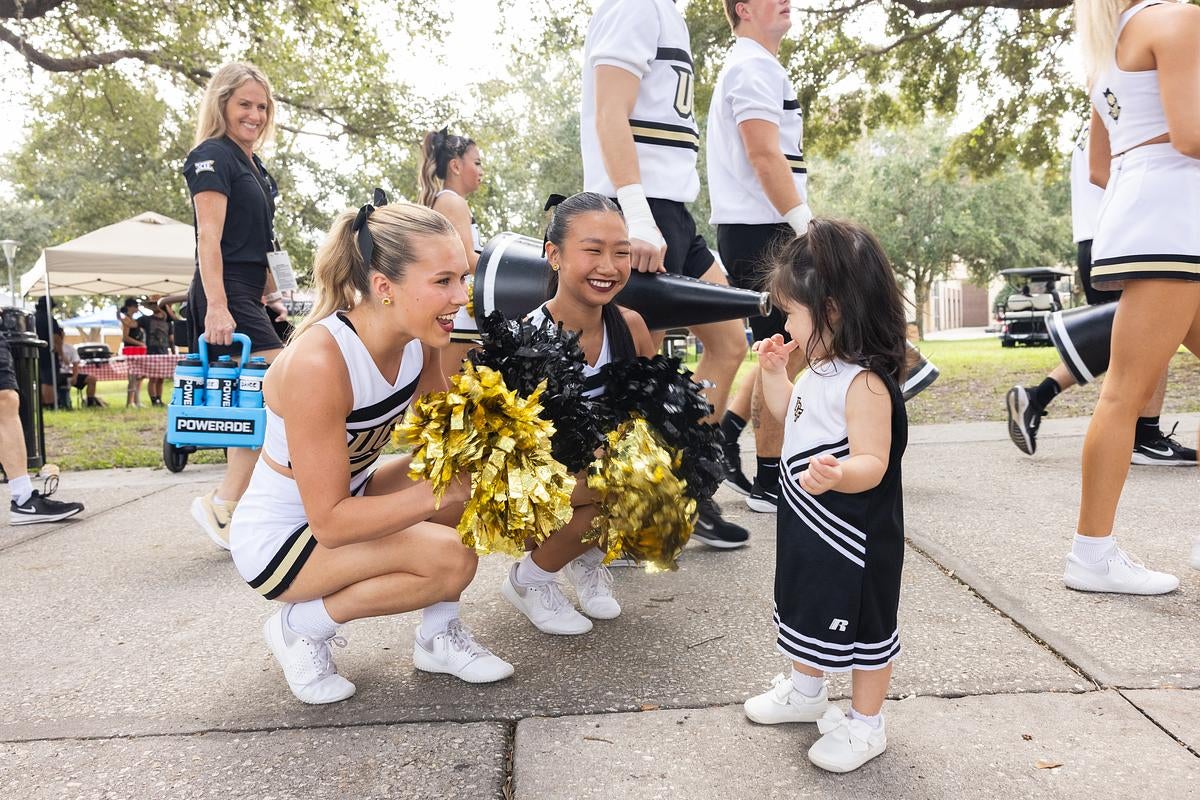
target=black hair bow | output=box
[352,188,389,266]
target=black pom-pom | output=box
[598,355,724,501]
[469,312,604,473]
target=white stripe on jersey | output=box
[582,0,699,203]
[707,36,807,225]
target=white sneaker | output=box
[412,619,514,684]
[501,564,593,635]
[743,673,829,724]
[192,490,235,550]
[564,557,621,620]
[263,606,356,705]
[1063,548,1179,595]
[807,707,887,773]
[1190,537,1200,571]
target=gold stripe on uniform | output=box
[630,124,700,149]
[1092,261,1200,277]
[254,527,315,598]
[785,154,807,173]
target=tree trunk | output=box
[913,275,931,340]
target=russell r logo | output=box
[829,618,849,632]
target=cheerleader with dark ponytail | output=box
[418,128,486,382]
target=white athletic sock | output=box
[576,547,605,567]
[850,707,883,729]
[515,553,559,587]
[790,669,826,698]
[212,494,234,508]
[9,475,33,505]
[285,598,338,642]
[419,601,460,640]
[1072,533,1117,565]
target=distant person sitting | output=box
[34,296,63,409]
[57,334,104,408]
[139,298,174,406]
[0,336,84,524]
[1045,280,1063,311]
[118,297,147,408]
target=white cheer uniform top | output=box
[582,0,700,202]
[1090,0,1170,155]
[261,312,425,494]
[707,36,807,224]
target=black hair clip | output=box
[352,188,389,267]
[543,193,567,212]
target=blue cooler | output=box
[166,334,266,449]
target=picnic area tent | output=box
[20,211,195,298]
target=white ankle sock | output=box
[515,554,558,587]
[419,601,460,640]
[1072,533,1117,565]
[9,475,33,505]
[285,598,338,642]
[790,669,826,697]
[850,707,883,729]
[212,493,234,508]
[576,547,605,567]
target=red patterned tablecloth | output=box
[78,354,179,381]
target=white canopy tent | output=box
[20,211,195,298]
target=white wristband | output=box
[785,204,813,237]
[616,184,666,248]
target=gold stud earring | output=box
[551,262,559,272]
[382,296,392,306]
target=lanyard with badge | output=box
[247,154,298,291]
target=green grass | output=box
[40,338,1200,471]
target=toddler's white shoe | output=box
[564,557,621,619]
[743,673,829,724]
[502,564,593,635]
[263,606,356,705]
[412,619,514,684]
[807,707,887,773]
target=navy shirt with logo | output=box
[182,136,278,271]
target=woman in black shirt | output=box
[182,62,287,548]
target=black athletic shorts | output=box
[1078,239,1121,306]
[717,222,791,342]
[648,198,715,280]
[0,342,18,393]
[187,265,283,357]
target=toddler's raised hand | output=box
[752,334,798,374]
[799,454,842,495]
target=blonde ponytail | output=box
[418,130,443,208]
[1075,0,1126,83]
[290,202,458,340]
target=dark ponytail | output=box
[543,191,637,361]
[418,128,476,208]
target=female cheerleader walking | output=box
[1067,0,1200,591]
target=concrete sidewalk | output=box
[2,417,1198,798]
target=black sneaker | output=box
[745,481,779,514]
[691,498,749,550]
[1005,385,1044,455]
[10,490,84,525]
[1131,422,1198,466]
[721,440,753,496]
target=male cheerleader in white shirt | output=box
[583,0,750,548]
[706,0,812,515]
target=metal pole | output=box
[42,262,57,408]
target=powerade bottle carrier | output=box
[167,333,266,449]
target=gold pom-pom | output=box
[586,416,696,572]
[396,362,575,557]
[464,274,475,319]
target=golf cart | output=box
[997,267,1073,347]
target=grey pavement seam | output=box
[1116,689,1200,760]
[0,484,175,554]
[904,535,1102,691]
